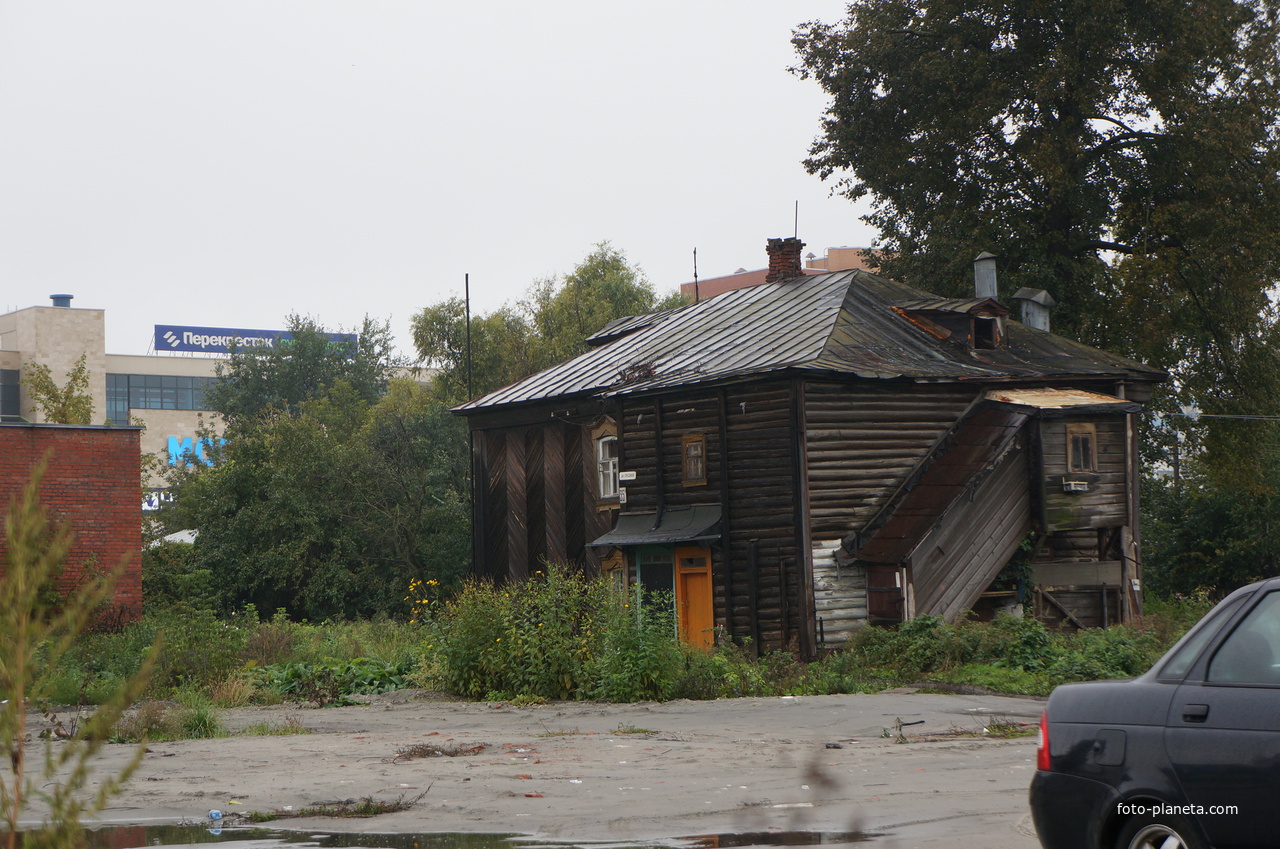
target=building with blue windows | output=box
[0,295,227,496]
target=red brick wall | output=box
[0,424,143,622]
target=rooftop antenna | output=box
[464,273,473,399]
[693,248,699,303]
[794,200,799,238]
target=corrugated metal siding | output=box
[804,383,976,537]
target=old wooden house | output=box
[455,239,1166,655]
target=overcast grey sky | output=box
[0,1,874,357]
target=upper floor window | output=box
[1067,422,1097,472]
[682,433,707,486]
[106,373,215,425]
[597,435,619,499]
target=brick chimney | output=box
[765,237,806,283]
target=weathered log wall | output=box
[620,382,804,653]
[813,539,867,647]
[803,383,977,537]
[1039,417,1128,531]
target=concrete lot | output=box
[49,691,1046,848]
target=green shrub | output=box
[427,565,683,702]
[961,614,1054,671]
[141,540,218,613]
[586,588,682,702]
[149,606,249,690]
[172,690,225,738]
[1049,625,1162,683]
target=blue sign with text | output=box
[154,325,357,355]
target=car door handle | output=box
[1182,704,1210,723]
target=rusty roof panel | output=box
[455,269,1166,414]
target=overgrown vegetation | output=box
[42,562,1216,722]
[423,565,683,701]
[419,567,1206,701]
[157,317,470,622]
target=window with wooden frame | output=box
[1067,422,1097,472]
[596,434,619,499]
[682,433,707,486]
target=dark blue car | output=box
[1030,578,1280,849]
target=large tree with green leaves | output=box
[206,314,402,424]
[792,0,1280,445]
[413,242,686,404]
[165,382,469,619]
[163,315,468,620]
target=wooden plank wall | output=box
[909,433,1032,621]
[812,540,867,646]
[803,383,976,537]
[1041,417,1128,531]
[473,419,603,582]
[620,382,801,653]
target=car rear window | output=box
[1208,591,1280,684]
[1158,594,1248,681]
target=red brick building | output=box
[0,423,144,620]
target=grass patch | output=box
[535,727,579,737]
[914,715,1038,741]
[612,724,654,734]
[929,663,1053,696]
[109,697,225,742]
[237,716,311,736]
[394,741,485,760]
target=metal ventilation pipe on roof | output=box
[1012,288,1056,332]
[49,294,73,308]
[973,252,998,299]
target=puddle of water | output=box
[65,824,881,849]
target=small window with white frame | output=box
[597,434,619,499]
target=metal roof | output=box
[589,505,722,548]
[456,269,1166,413]
[985,387,1142,415]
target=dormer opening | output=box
[894,298,1010,349]
[974,316,1000,349]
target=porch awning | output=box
[985,387,1141,416]
[590,505,722,548]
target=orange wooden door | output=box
[675,545,714,649]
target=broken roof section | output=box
[985,387,1142,416]
[455,269,1166,414]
